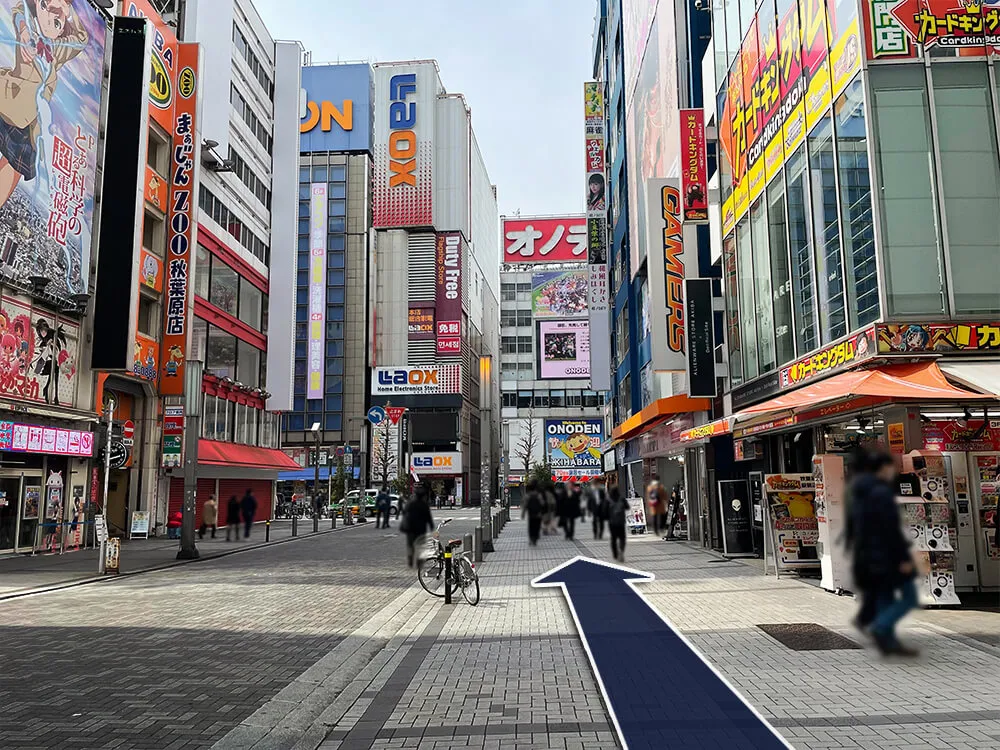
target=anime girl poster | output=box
[0,1,106,297]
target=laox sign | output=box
[377,369,438,386]
[388,74,418,187]
[414,455,453,468]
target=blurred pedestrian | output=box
[199,494,218,539]
[664,486,682,540]
[522,479,544,546]
[646,474,665,536]
[403,483,434,567]
[376,485,392,529]
[240,488,257,539]
[845,448,919,657]
[607,481,628,562]
[167,510,182,540]
[225,495,241,541]
[542,480,557,535]
[563,482,582,540]
[587,478,608,540]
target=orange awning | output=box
[198,440,301,470]
[740,362,992,421]
[611,394,712,442]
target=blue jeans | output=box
[871,578,918,644]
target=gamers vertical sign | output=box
[645,179,691,372]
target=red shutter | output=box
[218,480,272,521]
[168,478,217,524]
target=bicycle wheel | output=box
[418,557,446,597]
[457,558,480,606]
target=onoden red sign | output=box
[503,217,587,263]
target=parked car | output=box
[343,489,402,517]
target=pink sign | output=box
[0,421,94,457]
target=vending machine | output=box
[944,451,999,591]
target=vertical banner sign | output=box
[307,184,328,398]
[645,179,689,372]
[679,109,708,222]
[435,233,462,356]
[373,65,434,228]
[162,405,184,468]
[684,279,717,398]
[584,82,611,392]
[160,43,199,395]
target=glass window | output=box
[137,295,159,337]
[550,390,565,407]
[870,64,945,315]
[327,288,345,304]
[326,321,344,338]
[517,336,533,353]
[202,395,216,440]
[329,183,346,199]
[325,395,342,411]
[312,166,327,182]
[195,244,211,299]
[238,279,263,329]
[327,234,346,252]
[237,340,260,387]
[932,63,1000,315]
[726,0,742,69]
[835,77,879,329]
[329,165,346,181]
[501,309,516,327]
[502,392,516,408]
[516,309,532,326]
[325,414,342,431]
[785,146,819,354]
[206,326,237,380]
[326,340,344,357]
[209,259,239,316]
[327,269,345,286]
[534,391,549,408]
[325,376,343,394]
[517,391,531,409]
[766,181,795,367]
[328,200,346,217]
[501,283,516,301]
[501,336,516,354]
[750,197,776,373]
[192,317,207,361]
[713,0,728,86]
[808,115,847,343]
[722,234,742,385]
[736,217,758,379]
[327,253,345,269]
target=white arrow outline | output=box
[532,555,795,750]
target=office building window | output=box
[785,146,819,354]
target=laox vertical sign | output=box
[435,233,462,356]
[373,64,434,228]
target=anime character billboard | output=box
[0,0,106,297]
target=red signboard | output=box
[386,406,406,425]
[924,420,1000,453]
[586,136,605,174]
[502,217,588,263]
[435,233,462,356]
[881,0,999,56]
[679,109,708,222]
[159,44,199,395]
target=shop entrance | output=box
[0,476,20,552]
[106,470,131,535]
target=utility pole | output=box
[177,358,202,560]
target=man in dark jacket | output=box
[522,480,544,546]
[240,489,257,539]
[587,479,608,540]
[404,484,434,567]
[606,482,629,562]
[376,486,392,529]
[845,449,918,656]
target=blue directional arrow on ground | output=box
[532,556,791,750]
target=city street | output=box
[2,511,997,750]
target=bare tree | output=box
[515,411,538,477]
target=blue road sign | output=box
[367,406,386,425]
[532,557,790,750]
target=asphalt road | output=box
[0,509,483,750]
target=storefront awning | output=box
[736,361,992,428]
[611,394,712,442]
[939,361,1000,398]
[199,440,302,471]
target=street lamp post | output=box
[311,422,321,531]
[98,395,114,574]
[177,359,203,560]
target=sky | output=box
[255,0,597,218]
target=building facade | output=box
[498,259,606,502]
[370,60,500,505]
[281,62,374,488]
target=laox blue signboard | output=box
[300,63,373,153]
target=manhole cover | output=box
[756,623,862,650]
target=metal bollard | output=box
[463,533,473,554]
[493,514,500,540]
[444,550,453,604]
[313,511,319,533]
[291,512,298,537]
[331,513,336,529]
[474,526,483,562]
[265,520,270,542]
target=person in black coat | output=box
[240,489,257,539]
[522,480,544,546]
[845,449,918,656]
[403,484,434,567]
[225,495,241,541]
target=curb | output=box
[0,520,367,602]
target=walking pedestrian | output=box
[225,495,241,541]
[403,483,434,567]
[845,448,919,657]
[522,479,544,546]
[587,478,608,539]
[541,480,556,535]
[167,509,182,540]
[646,474,665,536]
[199,494,218,539]
[240,488,257,539]
[607,481,628,562]
[376,485,392,529]
[563,482,582,540]
[664,486,682,540]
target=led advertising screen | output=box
[537,321,590,380]
[0,0,107,297]
[531,270,588,318]
[300,63,373,153]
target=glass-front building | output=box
[713,0,1000,390]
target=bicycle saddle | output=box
[447,538,463,548]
